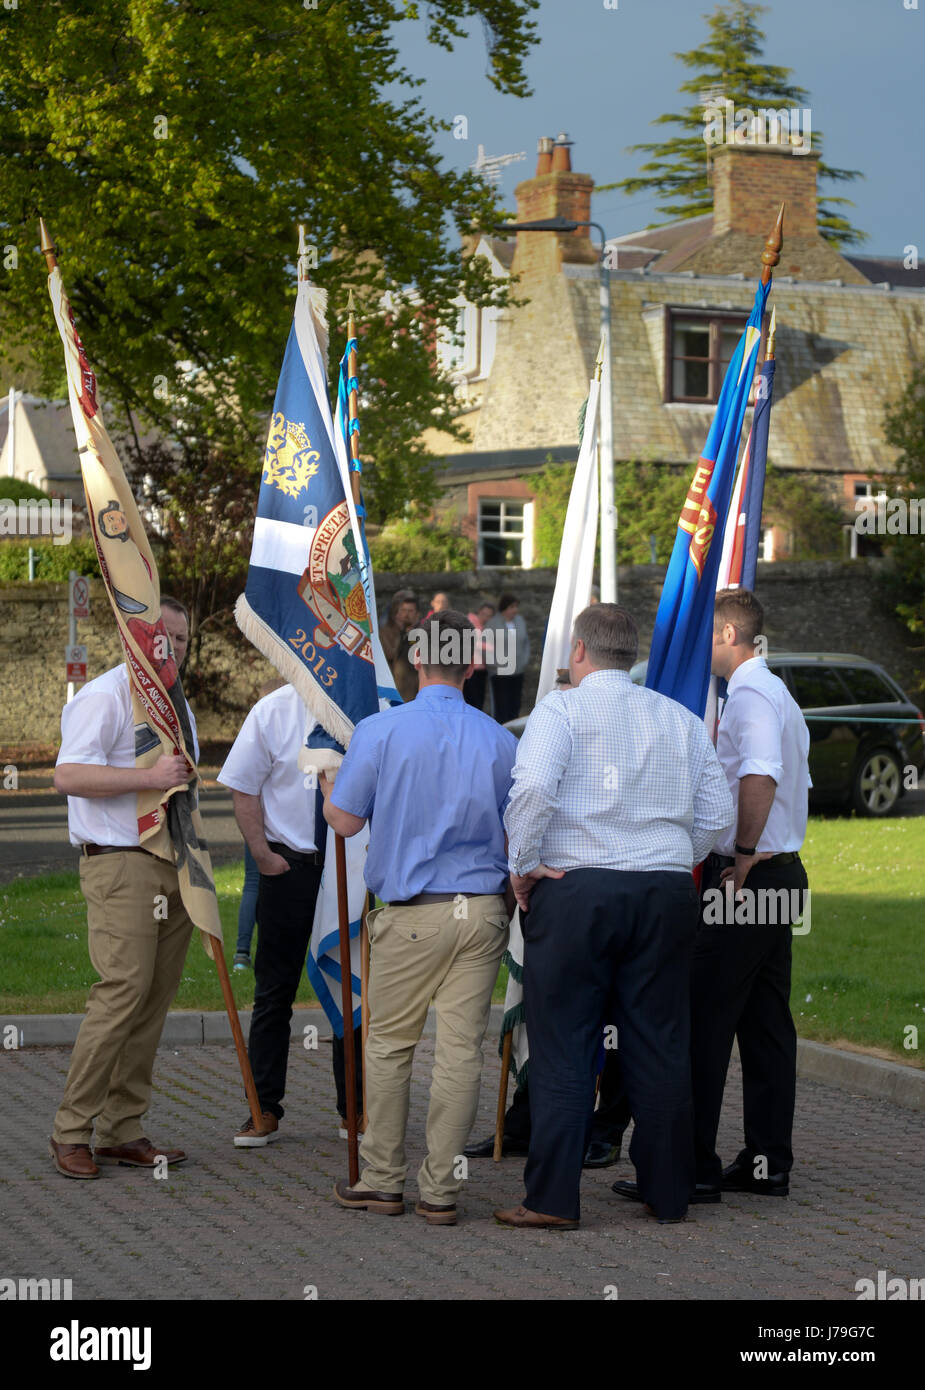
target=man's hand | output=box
[146,753,190,792]
[720,851,774,896]
[510,864,565,914]
[255,849,291,877]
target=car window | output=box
[839,667,900,705]
[788,667,852,709]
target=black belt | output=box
[267,841,324,867]
[82,844,155,858]
[388,891,486,908]
[707,851,800,869]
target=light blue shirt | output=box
[331,684,519,902]
[505,669,734,876]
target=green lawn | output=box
[0,817,922,1066]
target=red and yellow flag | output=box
[45,236,222,954]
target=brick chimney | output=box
[511,133,598,279]
[712,144,820,239]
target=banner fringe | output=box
[234,593,355,748]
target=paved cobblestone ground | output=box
[2,1038,921,1302]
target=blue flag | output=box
[646,279,771,717]
[740,357,775,591]
[235,281,378,746]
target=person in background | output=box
[463,601,496,712]
[378,590,420,704]
[484,593,530,725]
[424,592,450,621]
[233,677,287,971]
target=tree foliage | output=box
[0,0,539,550]
[882,365,925,639]
[600,0,864,247]
[367,516,473,573]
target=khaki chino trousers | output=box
[359,894,508,1205]
[54,851,194,1147]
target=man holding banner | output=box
[50,600,197,1178]
[218,682,363,1145]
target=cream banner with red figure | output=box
[46,259,222,954]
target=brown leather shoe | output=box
[234,1112,280,1148]
[494,1204,579,1230]
[93,1137,187,1167]
[333,1178,404,1215]
[49,1138,100,1180]
[415,1199,457,1226]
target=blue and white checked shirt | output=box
[505,669,734,876]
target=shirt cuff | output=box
[509,856,540,877]
[738,759,782,781]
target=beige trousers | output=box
[359,894,508,1205]
[53,851,194,1147]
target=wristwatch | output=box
[734,841,757,857]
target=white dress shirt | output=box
[217,684,319,854]
[714,656,811,856]
[505,669,734,876]
[57,664,199,848]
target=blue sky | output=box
[393,0,921,257]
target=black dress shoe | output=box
[583,1140,621,1169]
[463,1134,530,1159]
[612,1179,721,1204]
[721,1158,789,1196]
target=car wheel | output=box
[852,747,902,817]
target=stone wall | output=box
[3,560,919,751]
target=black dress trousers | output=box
[690,855,807,1184]
[522,867,700,1221]
[249,852,324,1118]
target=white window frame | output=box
[478,498,528,568]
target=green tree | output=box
[367,517,473,573]
[763,464,846,560]
[531,458,690,569]
[600,0,864,247]
[0,0,539,538]
[881,366,925,639]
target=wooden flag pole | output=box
[213,943,265,1133]
[39,216,267,1138]
[493,1030,513,1162]
[335,831,360,1185]
[360,895,370,1133]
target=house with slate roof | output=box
[425,133,924,569]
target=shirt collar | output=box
[417,683,464,703]
[580,669,632,686]
[727,655,767,694]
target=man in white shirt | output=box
[50,598,196,1179]
[494,605,733,1229]
[217,683,362,1146]
[690,588,810,1199]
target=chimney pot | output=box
[551,132,573,173]
[536,136,554,176]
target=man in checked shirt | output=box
[494,604,733,1229]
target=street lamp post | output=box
[494,216,616,602]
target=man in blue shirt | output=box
[323,609,517,1226]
